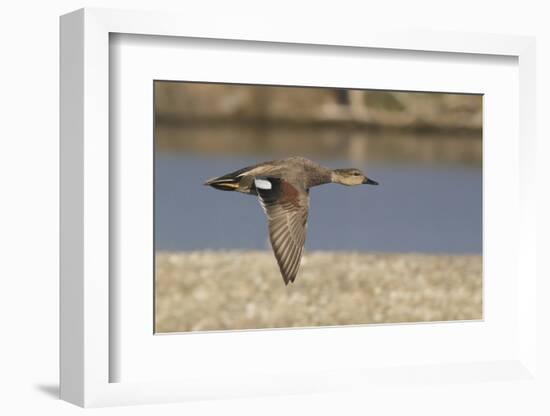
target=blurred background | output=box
[154,82,482,333]
[154,82,482,255]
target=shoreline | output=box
[155,251,482,333]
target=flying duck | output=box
[204,156,378,285]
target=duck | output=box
[204,156,379,285]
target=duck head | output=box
[331,168,379,186]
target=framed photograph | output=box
[60,8,538,408]
[153,81,483,334]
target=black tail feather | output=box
[204,177,240,191]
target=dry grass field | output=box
[155,251,482,333]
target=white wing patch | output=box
[254,178,272,190]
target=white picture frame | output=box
[60,7,538,408]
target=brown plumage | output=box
[204,156,378,285]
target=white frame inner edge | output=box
[112,34,516,382]
[60,7,537,408]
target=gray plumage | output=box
[204,156,378,285]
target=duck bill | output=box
[363,177,379,185]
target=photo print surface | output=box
[154,81,482,333]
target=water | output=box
[155,153,482,254]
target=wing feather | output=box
[255,178,309,284]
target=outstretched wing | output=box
[254,177,309,285]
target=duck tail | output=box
[204,176,240,191]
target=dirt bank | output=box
[155,251,482,333]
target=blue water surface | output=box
[155,154,482,254]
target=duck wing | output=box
[254,177,309,285]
